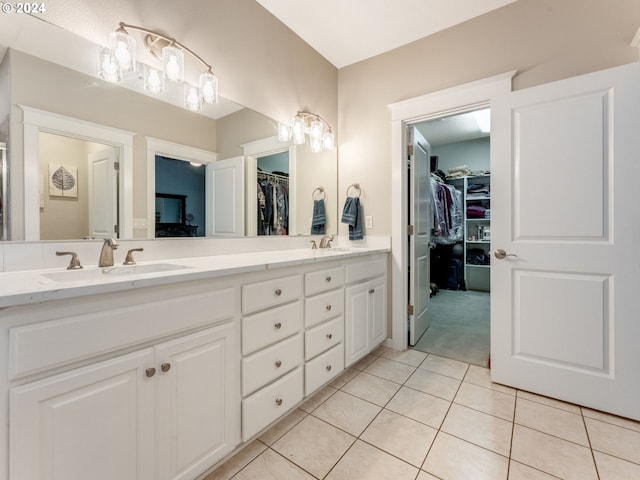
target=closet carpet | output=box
[412,289,490,367]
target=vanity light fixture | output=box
[97,22,219,111]
[278,111,335,153]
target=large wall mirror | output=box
[0,15,337,241]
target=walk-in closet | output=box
[411,109,491,367]
[256,152,290,236]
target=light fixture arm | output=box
[295,111,332,132]
[117,22,213,73]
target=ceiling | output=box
[255,0,519,68]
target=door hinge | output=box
[114,224,119,235]
[407,225,414,235]
[407,304,414,316]
[114,161,120,171]
[407,145,414,157]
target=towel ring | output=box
[312,186,325,200]
[346,183,361,198]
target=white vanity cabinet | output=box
[240,274,304,441]
[344,256,387,366]
[4,280,240,480]
[303,265,345,395]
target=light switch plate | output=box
[365,216,373,229]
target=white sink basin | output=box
[43,263,191,283]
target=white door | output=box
[156,324,239,480]
[88,147,117,238]
[409,127,431,345]
[491,61,640,421]
[10,349,154,480]
[208,156,245,236]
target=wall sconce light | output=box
[278,111,335,153]
[97,22,218,111]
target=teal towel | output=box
[311,199,326,234]
[341,197,363,240]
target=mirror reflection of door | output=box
[39,132,119,240]
[154,155,205,237]
[257,152,289,236]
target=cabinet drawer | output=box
[305,316,344,361]
[304,290,344,329]
[242,367,303,441]
[242,301,302,355]
[305,266,344,296]
[242,334,302,396]
[345,257,386,284]
[242,274,301,314]
[304,344,344,396]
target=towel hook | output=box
[312,186,325,200]
[346,183,361,198]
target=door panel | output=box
[88,147,117,238]
[209,156,244,236]
[491,62,640,420]
[409,127,431,346]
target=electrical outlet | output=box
[133,218,148,228]
[365,216,373,229]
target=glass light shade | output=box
[162,45,184,82]
[143,65,165,94]
[199,72,218,104]
[310,119,324,140]
[278,123,292,142]
[184,84,202,111]
[310,136,323,153]
[292,116,306,145]
[323,131,335,150]
[109,30,136,73]
[97,46,121,82]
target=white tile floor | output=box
[206,346,640,480]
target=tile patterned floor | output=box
[205,346,640,480]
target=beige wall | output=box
[337,0,640,236]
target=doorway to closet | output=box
[409,109,491,367]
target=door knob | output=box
[494,249,518,260]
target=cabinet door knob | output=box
[368,288,375,294]
[326,365,332,371]
[274,322,282,330]
[161,363,171,373]
[274,288,282,296]
[275,360,282,368]
[326,333,333,340]
[145,367,156,378]
[326,304,332,311]
[275,398,283,406]
[326,276,332,282]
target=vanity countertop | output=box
[0,247,388,309]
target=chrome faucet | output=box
[98,238,119,267]
[319,234,334,249]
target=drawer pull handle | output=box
[326,276,332,282]
[275,288,282,296]
[326,304,332,311]
[275,360,282,368]
[274,322,282,330]
[326,333,333,340]
[326,365,332,372]
[161,363,171,373]
[145,367,156,378]
[275,398,283,406]
[369,288,375,294]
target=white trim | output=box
[145,137,217,239]
[632,27,640,49]
[20,106,135,240]
[241,136,297,236]
[387,71,516,351]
